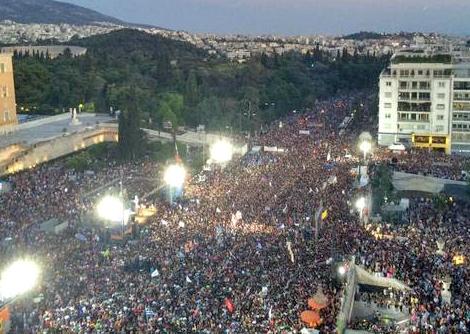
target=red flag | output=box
[288,216,293,225]
[224,298,235,313]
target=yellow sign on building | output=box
[412,134,451,154]
[0,53,18,128]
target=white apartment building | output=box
[378,49,470,154]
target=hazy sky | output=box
[64,0,470,36]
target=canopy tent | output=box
[300,310,321,328]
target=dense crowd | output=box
[0,91,469,334]
[376,149,470,181]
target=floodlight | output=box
[0,259,40,300]
[97,195,124,222]
[355,197,366,211]
[210,140,233,163]
[338,265,347,276]
[164,164,186,188]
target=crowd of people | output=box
[377,149,469,181]
[0,90,469,334]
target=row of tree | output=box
[12,29,389,159]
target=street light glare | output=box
[338,265,347,276]
[164,164,186,187]
[0,259,40,300]
[355,197,366,211]
[210,140,234,163]
[97,195,124,222]
[359,140,372,154]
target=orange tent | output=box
[300,310,321,328]
[308,287,329,310]
[0,306,10,334]
[308,298,327,310]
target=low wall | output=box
[2,126,118,175]
[392,172,467,194]
[355,265,410,291]
[336,260,410,334]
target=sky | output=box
[63,0,470,36]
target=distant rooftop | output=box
[0,45,87,59]
[391,54,452,64]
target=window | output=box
[436,104,445,110]
[438,82,446,88]
[384,103,392,108]
[385,113,391,119]
[385,81,392,87]
[437,115,444,120]
[0,63,4,73]
[384,92,392,98]
[435,126,444,132]
[437,93,445,99]
[1,86,7,98]
[3,109,9,122]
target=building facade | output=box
[378,49,470,154]
[0,53,17,129]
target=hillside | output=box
[0,0,125,25]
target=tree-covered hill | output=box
[13,29,388,132]
[0,0,125,25]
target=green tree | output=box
[118,86,146,160]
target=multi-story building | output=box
[378,48,470,154]
[0,53,17,129]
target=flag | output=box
[151,268,159,278]
[321,210,328,221]
[224,298,235,313]
[282,204,288,214]
[216,207,221,213]
[286,241,295,263]
[186,276,192,283]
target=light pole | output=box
[355,197,366,224]
[0,259,40,301]
[209,140,234,165]
[359,140,372,161]
[0,259,40,334]
[164,164,186,204]
[97,195,126,236]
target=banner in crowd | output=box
[264,146,278,152]
[299,130,310,135]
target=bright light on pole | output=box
[355,197,367,222]
[97,195,124,223]
[0,259,40,300]
[209,140,233,164]
[359,140,372,160]
[337,265,347,276]
[355,197,366,211]
[164,164,186,188]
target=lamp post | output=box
[97,195,126,236]
[0,259,40,334]
[164,164,186,204]
[209,140,234,164]
[359,140,372,161]
[355,197,366,223]
[0,259,40,301]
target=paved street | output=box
[0,113,114,149]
